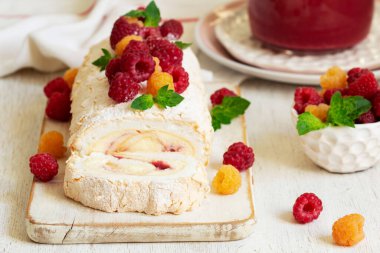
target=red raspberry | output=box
[110,17,142,49]
[108,72,140,103]
[46,92,71,122]
[356,111,376,124]
[43,77,70,98]
[210,88,237,106]
[346,69,378,99]
[293,193,323,224]
[147,38,171,50]
[294,87,324,114]
[120,51,155,82]
[323,88,346,104]
[124,40,149,54]
[223,142,254,171]
[347,67,363,84]
[167,65,189,94]
[372,91,380,118]
[142,27,162,39]
[105,58,121,82]
[150,41,183,72]
[160,19,183,40]
[29,153,59,182]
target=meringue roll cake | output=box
[63,38,213,215]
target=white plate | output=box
[215,4,380,74]
[195,0,380,85]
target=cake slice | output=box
[64,39,213,215]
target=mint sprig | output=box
[327,92,371,127]
[175,41,192,50]
[296,92,371,135]
[131,94,154,110]
[155,85,184,108]
[144,1,161,27]
[124,9,145,18]
[211,96,250,131]
[296,112,328,135]
[92,48,113,71]
[125,1,161,27]
[131,85,184,110]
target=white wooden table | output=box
[2,55,380,253]
[1,1,380,252]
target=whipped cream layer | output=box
[64,39,212,215]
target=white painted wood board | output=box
[25,84,255,244]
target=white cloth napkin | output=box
[0,0,137,77]
[0,0,233,78]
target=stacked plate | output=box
[195,1,380,85]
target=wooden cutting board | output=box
[25,84,255,244]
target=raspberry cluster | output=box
[43,69,77,122]
[211,141,254,196]
[294,67,380,123]
[104,13,189,103]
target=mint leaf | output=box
[143,1,161,27]
[124,2,160,27]
[212,118,222,131]
[131,86,184,111]
[297,112,327,135]
[92,48,113,71]
[124,9,146,18]
[210,96,250,131]
[222,96,251,116]
[131,94,154,110]
[175,41,192,49]
[154,85,184,108]
[343,96,372,120]
[327,92,371,127]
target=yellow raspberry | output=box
[320,66,347,90]
[146,72,174,96]
[125,17,144,27]
[212,165,241,195]
[63,68,78,89]
[153,57,162,72]
[38,131,67,159]
[332,214,365,247]
[305,103,330,122]
[115,35,143,56]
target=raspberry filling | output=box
[152,160,170,170]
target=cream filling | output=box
[79,129,198,176]
[70,119,207,177]
[71,119,206,160]
[70,152,199,180]
[90,129,195,158]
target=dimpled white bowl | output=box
[291,109,380,173]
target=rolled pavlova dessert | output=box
[63,37,213,215]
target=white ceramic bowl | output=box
[291,109,380,173]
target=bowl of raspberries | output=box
[292,66,380,173]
